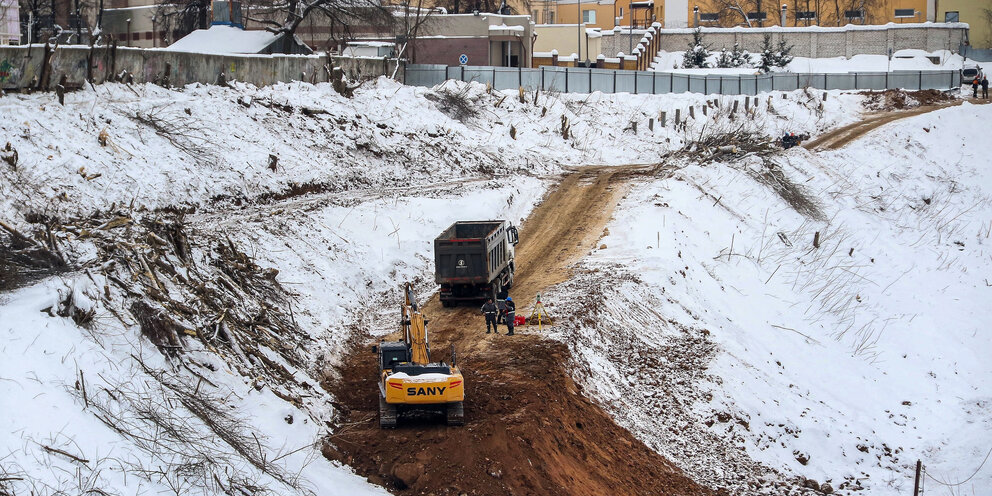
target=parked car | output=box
[962,62,982,82]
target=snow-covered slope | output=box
[2,76,985,496]
[546,102,992,494]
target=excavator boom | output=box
[403,284,431,365]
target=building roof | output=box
[165,25,288,55]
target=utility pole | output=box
[577,0,582,65]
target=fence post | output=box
[913,460,922,496]
[541,66,545,90]
[589,67,593,93]
[519,65,522,88]
[461,66,466,83]
[652,73,657,94]
[634,70,638,94]
[854,72,858,89]
[614,70,617,93]
[492,67,496,88]
[885,71,889,89]
[797,73,800,89]
[565,67,569,93]
[918,71,922,90]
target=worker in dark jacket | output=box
[481,298,499,334]
[983,75,989,99]
[973,76,980,98]
[503,297,516,335]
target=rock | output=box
[794,450,810,465]
[599,244,607,250]
[487,463,503,479]
[820,483,834,494]
[803,478,820,491]
[392,462,424,488]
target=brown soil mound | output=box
[859,88,955,111]
[323,165,711,496]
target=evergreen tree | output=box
[730,42,752,68]
[681,28,711,69]
[759,34,775,73]
[758,34,794,73]
[716,47,732,68]
[776,38,794,68]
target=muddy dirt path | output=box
[804,98,988,151]
[323,164,711,496]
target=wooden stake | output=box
[813,231,821,249]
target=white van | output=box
[962,62,982,82]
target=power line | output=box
[924,446,992,488]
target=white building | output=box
[1,0,20,44]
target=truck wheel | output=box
[441,299,452,308]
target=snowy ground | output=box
[545,102,992,494]
[2,77,987,495]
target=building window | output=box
[532,9,539,22]
[795,10,816,20]
[699,12,719,22]
[548,11,555,23]
[747,11,767,21]
[894,8,915,18]
[944,11,959,23]
[845,9,864,19]
[618,7,623,18]
[582,9,596,24]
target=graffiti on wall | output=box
[0,59,16,85]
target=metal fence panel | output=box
[856,72,887,90]
[888,71,921,90]
[635,72,654,94]
[565,68,590,93]
[542,67,567,92]
[462,66,495,85]
[688,75,706,94]
[654,73,672,94]
[520,69,541,91]
[616,71,636,93]
[405,64,446,87]
[825,73,855,90]
[772,73,800,91]
[493,67,519,90]
[740,76,757,95]
[590,69,615,93]
[921,71,954,90]
[757,74,774,93]
[404,64,959,95]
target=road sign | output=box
[459,54,468,65]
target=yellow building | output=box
[551,0,662,29]
[934,0,992,48]
[682,0,930,28]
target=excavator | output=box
[374,283,464,428]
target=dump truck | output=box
[374,283,464,428]
[434,220,519,306]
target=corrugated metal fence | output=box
[406,64,962,95]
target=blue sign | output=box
[459,54,469,65]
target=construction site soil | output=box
[322,165,714,496]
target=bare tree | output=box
[152,0,209,45]
[245,0,395,51]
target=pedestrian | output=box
[503,296,516,335]
[973,76,980,98]
[982,75,989,99]
[481,298,498,334]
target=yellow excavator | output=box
[374,283,464,428]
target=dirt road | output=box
[804,98,989,150]
[323,164,711,496]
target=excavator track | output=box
[379,395,398,429]
[446,401,464,426]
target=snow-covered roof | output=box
[489,23,526,32]
[165,25,282,55]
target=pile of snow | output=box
[546,102,992,494]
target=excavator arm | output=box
[403,283,431,365]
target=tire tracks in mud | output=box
[322,163,713,496]
[803,99,988,151]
